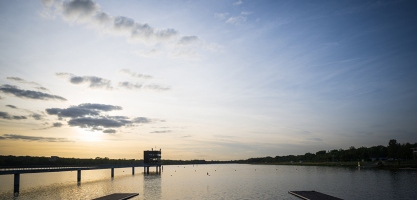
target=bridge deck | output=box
[289,191,342,200]
[0,164,160,175]
[93,193,139,200]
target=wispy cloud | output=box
[0,85,66,101]
[178,36,199,45]
[35,87,49,91]
[6,105,17,109]
[31,113,44,120]
[119,81,170,91]
[5,105,45,120]
[143,84,170,91]
[0,134,73,142]
[103,129,116,134]
[214,12,229,20]
[0,112,27,120]
[120,69,152,79]
[56,73,113,89]
[6,77,41,86]
[118,82,143,90]
[36,122,64,130]
[226,16,246,25]
[46,103,158,132]
[150,130,172,134]
[57,72,170,91]
[68,117,130,128]
[133,117,153,123]
[233,0,243,6]
[42,0,181,44]
[53,122,63,127]
[46,103,122,118]
[40,0,217,60]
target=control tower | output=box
[143,148,161,174]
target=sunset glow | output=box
[1,0,416,160]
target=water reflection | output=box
[1,165,417,200]
[143,173,161,200]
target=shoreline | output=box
[248,161,417,170]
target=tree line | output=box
[1,139,416,167]
[243,139,417,163]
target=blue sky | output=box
[0,0,416,160]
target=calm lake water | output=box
[1,164,416,199]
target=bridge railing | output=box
[0,166,95,172]
[0,164,149,172]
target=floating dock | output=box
[288,191,342,200]
[92,193,139,200]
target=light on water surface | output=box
[1,164,417,199]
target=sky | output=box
[0,0,416,160]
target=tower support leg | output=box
[14,173,20,196]
[77,170,81,182]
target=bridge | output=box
[0,164,161,196]
[1,149,162,197]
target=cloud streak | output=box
[150,130,172,133]
[56,73,112,89]
[46,103,158,132]
[118,82,170,91]
[43,0,181,44]
[57,72,170,91]
[40,0,216,60]
[233,0,243,6]
[103,129,116,134]
[46,103,122,118]
[0,134,73,142]
[6,77,41,86]
[0,112,27,120]
[0,84,66,101]
[120,69,152,79]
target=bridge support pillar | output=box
[77,170,81,182]
[14,173,20,196]
[132,167,135,175]
[111,168,114,178]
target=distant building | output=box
[50,156,59,162]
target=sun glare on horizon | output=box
[77,128,102,142]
